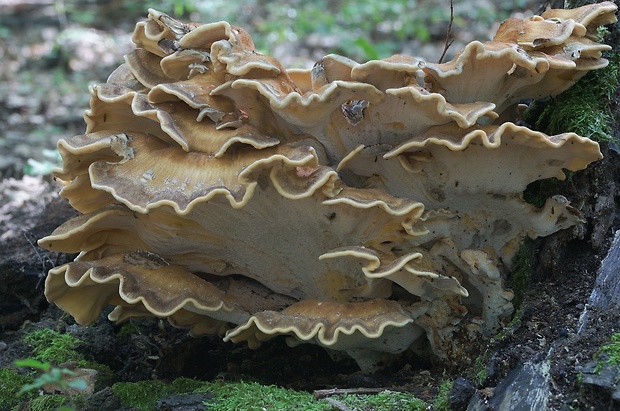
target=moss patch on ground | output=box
[0,327,87,411]
[111,377,429,411]
[203,380,332,411]
[8,327,430,411]
[432,379,453,411]
[335,390,427,411]
[29,394,72,411]
[1,327,114,411]
[112,378,203,411]
[23,328,85,365]
[0,367,36,409]
[473,351,490,386]
[0,361,82,411]
[596,332,620,370]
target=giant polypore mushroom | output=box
[39,2,616,370]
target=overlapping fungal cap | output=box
[224,299,427,370]
[39,3,614,370]
[339,122,601,254]
[424,1,617,114]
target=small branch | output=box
[23,230,49,288]
[438,0,455,64]
[313,387,400,399]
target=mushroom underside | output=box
[39,2,615,370]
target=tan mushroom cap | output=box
[219,75,497,165]
[134,9,297,83]
[123,49,172,88]
[53,130,336,214]
[40,175,440,370]
[45,250,249,329]
[126,9,302,157]
[495,2,618,48]
[314,54,357,85]
[41,175,428,303]
[38,205,144,256]
[319,246,468,300]
[540,37,612,62]
[425,0,616,116]
[348,55,426,90]
[340,122,602,197]
[422,41,576,114]
[541,1,618,35]
[338,122,600,263]
[84,83,280,155]
[494,16,583,49]
[426,238,515,334]
[38,4,616,370]
[215,46,501,160]
[223,299,419,349]
[147,76,229,113]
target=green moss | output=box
[596,332,620,371]
[112,380,170,411]
[112,377,426,411]
[0,367,35,409]
[168,376,211,393]
[18,328,115,403]
[473,352,489,386]
[522,177,566,208]
[204,381,427,411]
[29,394,71,411]
[23,328,85,365]
[523,51,620,143]
[432,380,453,411]
[112,378,331,411]
[335,390,426,411]
[112,377,207,411]
[202,380,332,411]
[115,322,141,341]
[509,238,537,309]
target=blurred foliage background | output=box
[0,0,539,178]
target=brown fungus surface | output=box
[39,4,615,370]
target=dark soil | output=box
[485,142,620,409]
[2,1,620,410]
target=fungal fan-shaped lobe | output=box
[39,2,614,370]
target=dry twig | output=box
[23,230,50,288]
[313,387,402,399]
[438,0,455,63]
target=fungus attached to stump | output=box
[40,3,617,370]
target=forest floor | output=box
[1,1,620,410]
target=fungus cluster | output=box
[40,2,617,369]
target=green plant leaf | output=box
[68,379,88,390]
[17,380,47,396]
[15,359,51,372]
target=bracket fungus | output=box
[40,3,616,370]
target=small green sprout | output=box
[15,358,88,411]
[433,380,453,411]
[15,359,87,396]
